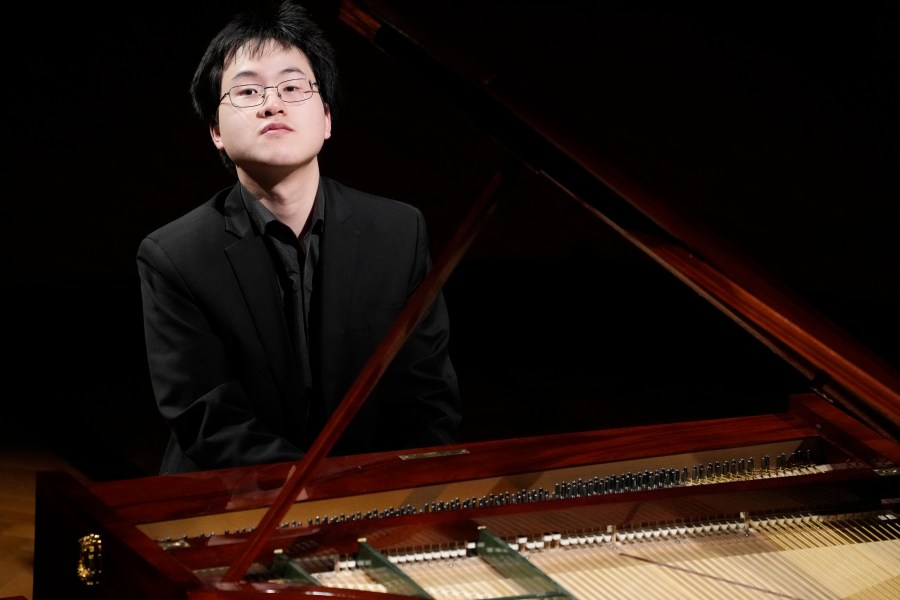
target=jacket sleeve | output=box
[137,235,304,473]
[363,206,463,452]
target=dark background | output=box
[4,1,897,480]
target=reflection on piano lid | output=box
[334,0,900,441]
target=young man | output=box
[137,1,461,474]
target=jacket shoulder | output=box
[322,177,421,221]
[142,187,232,246]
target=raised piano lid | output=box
[331,0,900,441]
[197,3,900,574]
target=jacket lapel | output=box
[317,179,360,411]
[222,185,304,401]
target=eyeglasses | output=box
[219,78,319,108]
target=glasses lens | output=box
[229,84,265,107]
[277,79,313,103]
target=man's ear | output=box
[210,122,225,150]
[323,105,332,140]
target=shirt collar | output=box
[241,182,326,239]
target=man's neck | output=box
[240,163,320,237]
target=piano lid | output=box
[320,0,900,440]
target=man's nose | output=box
[258,86,285,112]
[260,86,285,105]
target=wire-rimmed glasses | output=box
[220,78,319,108]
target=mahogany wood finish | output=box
[337,0,900,442]
[32,395,900,598]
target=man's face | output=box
[211,41,332,178]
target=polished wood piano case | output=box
[33,393,900,598]
[34,1,900,598]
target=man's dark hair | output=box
[189,1,342,172]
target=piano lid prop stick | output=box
[223,163,515,582]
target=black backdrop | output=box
[5,1,897,480]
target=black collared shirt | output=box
[242,183,324,398]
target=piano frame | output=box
[33,393,900,598]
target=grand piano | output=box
[33,1,900,597]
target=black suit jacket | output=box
[137,177,461,473]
